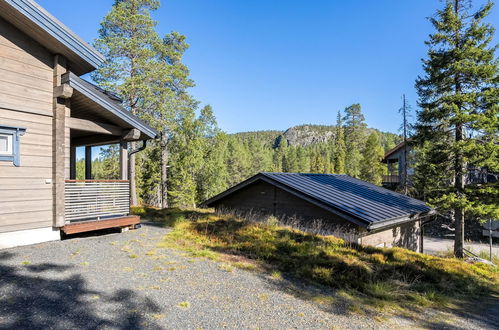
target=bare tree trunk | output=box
[160,134,169,209]
[130,142,138,206]
[453,0,465,259]
[454,124,465,258]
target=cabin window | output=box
[0,126,26,167]
[0,134,12,155]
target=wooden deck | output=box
[62,215,140,235]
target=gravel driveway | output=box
[0,222,497,329]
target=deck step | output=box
[62,215,140,234]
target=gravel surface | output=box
[0,222,497,329]
[424,236,499,257]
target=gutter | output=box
[366,210,437,231]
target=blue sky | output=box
[38,0,498,136]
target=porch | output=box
[63,179,139,234]
[57,72,157,234]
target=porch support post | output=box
[85,146,92,180]
[53,55,69,228]
[70,145,76,180]
[120,141,128,180]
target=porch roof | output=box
[63,72,158,146]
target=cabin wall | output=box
[0,17,55,234]
[211,180,356,231]
[360,221,421,252]
[210,180,421,251]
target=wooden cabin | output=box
[0,0,157,248]
[203,173,434,252]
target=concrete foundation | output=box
[0,227,61,249]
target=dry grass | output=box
[134,207,499,314]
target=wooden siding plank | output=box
[0,42,53,72]
[0,80,52,104]
[0,210,53,224]
[0,68,52,91]
[0,220,54,234]
[0,56,52,82]
[0,107,52,122]
[0,200,52,215]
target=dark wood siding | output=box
[209,179,421,251]
[211,180,353,229]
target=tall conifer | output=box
[93,0,162,205]
[415,0,499,257]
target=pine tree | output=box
[153,32,196,208]
[333,111,346,173]
[360,132,385,185]
[343,104,366,177]
[415,0,499,257]
[93,0,162,206]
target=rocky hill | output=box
[232,124,401,152]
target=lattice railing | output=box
[65,180,130,222]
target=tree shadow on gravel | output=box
[0,251,163,329]
[257,271,499,329]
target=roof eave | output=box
[366,209,436,231]
[2,0,105,75]
[63,72,158,139]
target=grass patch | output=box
[152,208,498,314]
[219,263,235,272]
[178,301,190,308]
[270,270,282,279]
[128,254,139,259]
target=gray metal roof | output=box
[204,172,433,230]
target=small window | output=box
[0,133,13,155]
[0,126,26,167]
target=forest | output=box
[84,0,497,258]
[79,106,401,207]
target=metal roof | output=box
[204,172,433,230]
[62,72,158,140]
[0,0,105,75]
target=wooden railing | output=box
[65,180,130,222]
[382,175,400,184]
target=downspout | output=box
[127,140,148,209]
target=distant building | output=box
[381,141,412,189]
[381,140,498,189]
[203,172,434,252]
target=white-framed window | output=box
[0,133,13,156]
[0,126,26,167]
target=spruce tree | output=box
[415,0,499,257]
[343,104,367,177]
[360,132,385,185]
